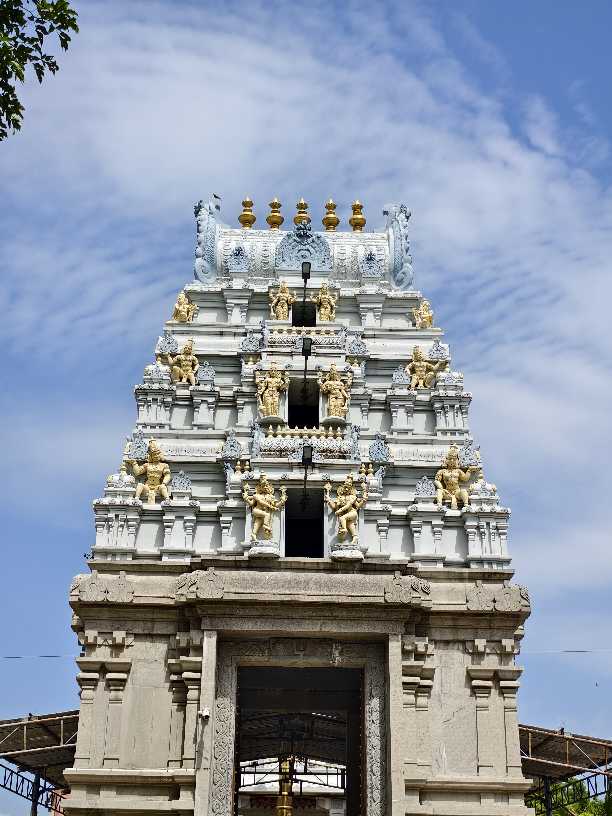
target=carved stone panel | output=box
[209,639,386,816]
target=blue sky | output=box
[1,2,612,808]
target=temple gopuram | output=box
[65,196,531,816]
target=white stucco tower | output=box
[66,197,531,816]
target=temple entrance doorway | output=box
[234,666,363,816]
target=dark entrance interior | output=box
[287,378,319,428]
[292,300,317,327]
[236,666,363,815]
[284,489,324,558]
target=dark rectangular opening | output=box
[292,300,317,327]
[236,666,363,815]
[285,488,324,558]
[287,378,319,428]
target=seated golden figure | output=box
[434,446,479,510]
[405,345,445,389]
[412,299,433,329]
[325,475,368,545]
[256,363,289,418]
[269,281,295,320]
[126,440,171,504]
[242,475,287,541]
[172,292,196,323]
[310,282,337,321]
[164,339,199,385]
[318,364,352,419]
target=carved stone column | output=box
[467,667,496,777]
[401,636,435,781]
[194,631,218,815]
[497,667,523,778]
[167,674,186,769]
[103,661,131,768]
[73,664,101,768]
[181,660,202,768]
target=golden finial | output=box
[322,199,339,231]
[266,197,284,230]
[238,197,256,229]
[349,200,366,232]
[293,198,311,225]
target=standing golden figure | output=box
[310,282,337,321]
[171,292,197,323]
[324,475,368,545]
[434,446,479,509]
[256,363,289,419]
[242,475,287,541]
[405,345,446,389]
[318,364,352,420]
[126,440,171,504]
[163,339,199,385]
[412,299,434,329]
[269,281,296,321]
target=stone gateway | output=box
[66,198,530,815]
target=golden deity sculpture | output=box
[405,345,446,389]
[256,363,289,419]
[242,475,287,541]
[434,445,480,510]
[162,339,199,385]
[324,475,368,545]
[412,299,434,329]
[269,281,296,321]
[126,440,171,504]
[171,291,196,323]
[310,281,337,322]
[318,364,352,419]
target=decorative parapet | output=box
[265,325,348,351]
[250,423,360,462]
[191,198,420,287]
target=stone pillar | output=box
[167,675,186,769]
[182,663,202,768]
[387,634,404,816]
[103,663,130,768]
[73,667,101,768]
[498,668,523,778]
[467,667,496,777]
[194,631,218,815]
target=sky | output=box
[1,0,612,809]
